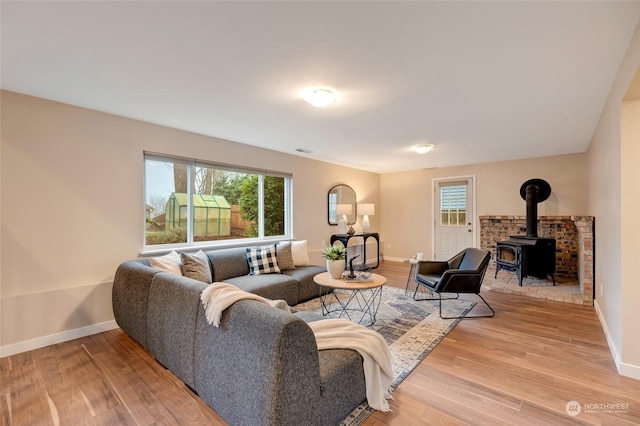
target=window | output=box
[440,184,467,226]
[144,153,291,248]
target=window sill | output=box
[140,237,291,257]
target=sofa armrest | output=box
[416,260,449,276]
[194,300,322,426]
[147,273,208,389]
[112,259,158,348]
[436,270,484,293]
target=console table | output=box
[330,232,380,269]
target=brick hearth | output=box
[480,215,594,305]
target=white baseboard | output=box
[383,256,408,263]
[1,320,118,357]
[619,362,640,380]
[594,299,621,366]
[594,299,640,380]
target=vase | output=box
[327,259,345,279]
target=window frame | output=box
[439,183,467,227]
[143,152,293,253]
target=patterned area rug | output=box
[294,285,475,425]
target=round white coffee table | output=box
[313,272,387,326]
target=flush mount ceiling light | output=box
[412,144,434,154]
[303,88,336,108]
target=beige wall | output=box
[587,19,640,379]
[380,154,588,260]
[0,90,380,353]
[621,98,640,375]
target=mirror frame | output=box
[328,184,357,225]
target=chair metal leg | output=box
[412,284,437,301]
[438,292,495,319]
[413,284,459,302]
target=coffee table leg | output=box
[318,286,384,327]
[356,286,383,326]
[368,286,383,324]
[340,286,383,326]
[319,287,354,322]
[318,286,334,317]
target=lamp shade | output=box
[358,203,375,216]
[359,203,374,233]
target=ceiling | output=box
[2,1,640,173]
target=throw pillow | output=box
[149,250,183,275]
[275,241,296,271]
[181,250,213,283]
[290,240,310,266]
[246,246,281,275]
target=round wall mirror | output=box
[328,184,357,225]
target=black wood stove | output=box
[495,179,556,286]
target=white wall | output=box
[587,19,640,379]
[380,154,588,261]
[0,90,380,354]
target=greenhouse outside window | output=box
[144,152,292,251]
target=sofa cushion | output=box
[150,250,182,275]
[317,349,367,425]
[181,250,213,283]
[283,265,327,303]
[207,248,251,282]
[292,310,325,323]
[224,274,299,305]
[275,241,296,271]
[246,245,281,275]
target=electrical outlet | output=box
[322,240,326,247]
[387,244,391,250]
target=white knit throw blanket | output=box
[200,282,394,411]
[308,318,394,412]
[200,282,291,326]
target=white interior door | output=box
[433,177,475,261]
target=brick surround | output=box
[480,215,594,305]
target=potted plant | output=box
[321,245,346,279]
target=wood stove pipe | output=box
[519,179,552,238]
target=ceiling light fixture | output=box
[412,144,434,154]
[304,88,336,108]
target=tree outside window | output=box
[144,154,291,247]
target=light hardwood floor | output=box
[2,261,639,425]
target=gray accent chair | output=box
[413,247,494,319]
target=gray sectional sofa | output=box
[112,246,367,426]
